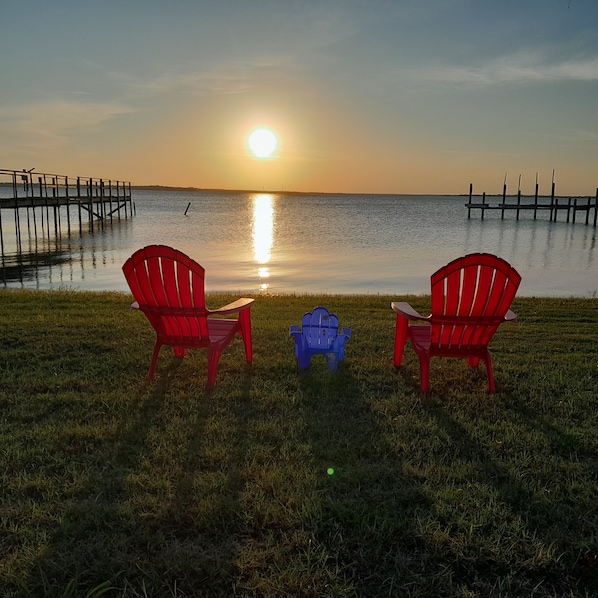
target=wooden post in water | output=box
[594,188,598,227]
[38,177,46,240]
[52,177,60,238]
[516,175,521,220]
[501,173,507,220]
[13,179,21,250]
[65,175,71,234]
[88,178,94,233]
[467,183,472,218]
[99,179,104,221]
[124,181,128,217]
[0,174,8,255]
[481,192,486,220]
[77,177,83,233]
[116,181,120,217]
[13,200,20,252]
[108,180,113,222]
[550,170,556,222]
[30,173,38,241]
[42,175,49,238]
[533,172,539,220]
[102,179,107,221]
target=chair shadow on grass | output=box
[420,394,598,594]
[294,357,435,596]
[292,353,598,596]
[504,392,598,587]
[25,353,253,597]
[394,344,597,592]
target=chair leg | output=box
[468,357,480,368]
[325,352,339,371]
[483,352,495,393]
[147,342,162,380]
[207,348,223,386]
[393,315,409,367]
[238,309,253,363]
[297,351,312,369]
[419,356,430,394]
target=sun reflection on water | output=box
[252,194,274,291]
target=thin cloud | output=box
[121,56,304,97]
[416,52,598,87]
[0,99,134,150]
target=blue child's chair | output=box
[290,306,351,371]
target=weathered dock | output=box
[0,168,134,254]
[465,175,598,226]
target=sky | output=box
[1,0,597,196]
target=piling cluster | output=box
[465,175,598,226]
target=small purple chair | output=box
[290,307,351,371]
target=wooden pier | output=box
[465,176,598,226]
[0,168,134,254]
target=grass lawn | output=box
[1,289,597,597]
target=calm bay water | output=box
[1,188,597,297]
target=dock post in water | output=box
[467,183,472,218]
[533,173,539,220]
[567,198,572,223]
[516,175,522,221]
[550,170,556,222]
[501,173,507,220]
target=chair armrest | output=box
[340,327,351,339]
[208,297,254,316]
[391,301,428,321]
[504,309,517,322]
[289,325,308,352]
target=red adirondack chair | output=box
[122,245,254,385]
[391,253,521,393]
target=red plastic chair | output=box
[392,253,521,393]
[122,245,254,385]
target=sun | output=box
[247,127,278,159]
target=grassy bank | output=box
[1,289,597,597]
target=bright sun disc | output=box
[248,128,278,158]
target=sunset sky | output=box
[1,0,597,195]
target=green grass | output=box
[1,289,597,597]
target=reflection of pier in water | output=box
[1,216,134,286]
[1,168,134,285]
